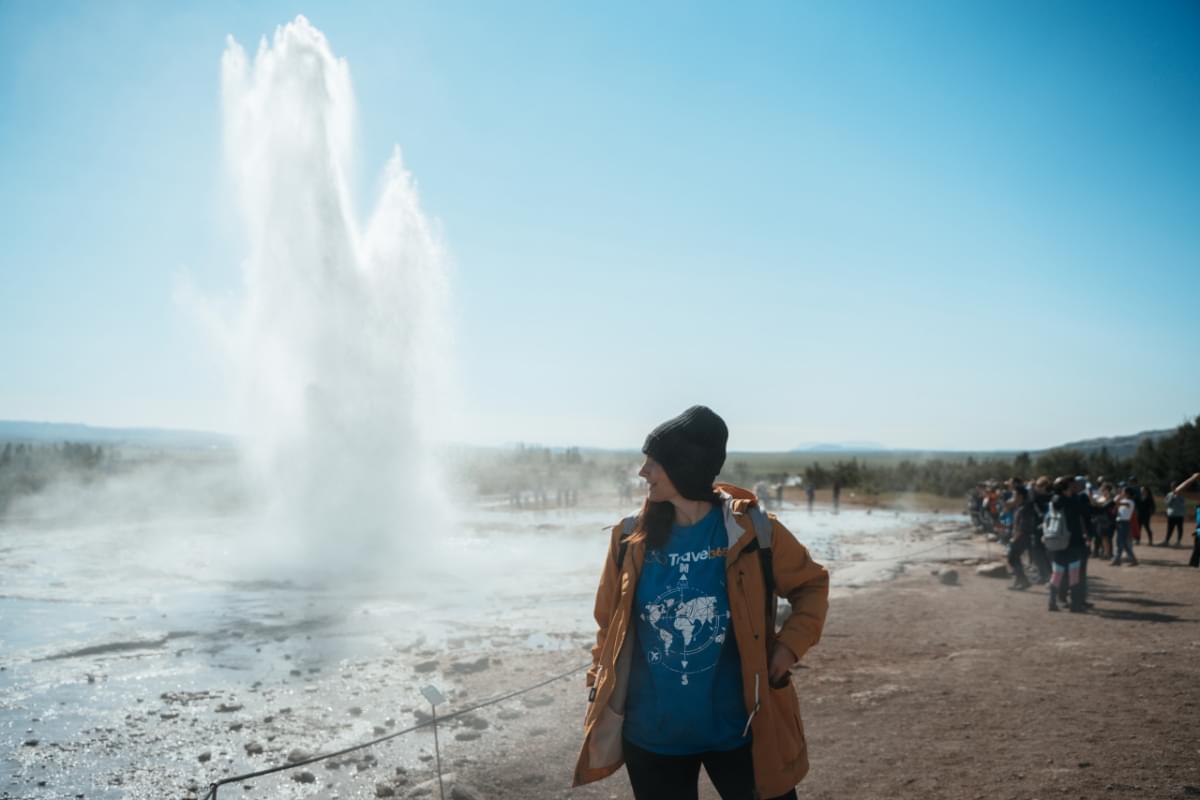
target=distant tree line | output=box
[793,416,1200,500]
[0,441,111,515]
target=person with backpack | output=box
[1113,486,1139,567]
[1006,484,1037,591]
[1043,476,1089,612]
[575,406,830,800]
[1029,476,1053,584]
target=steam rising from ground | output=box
[215,17,451,573]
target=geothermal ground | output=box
[5,502,1195,799]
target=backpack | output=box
[1042,501,1070,551]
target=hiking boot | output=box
[1009,577,1031,591]
[1109,559,1121,566]
[1048,587,1060,612]
[1127,559,1138,567]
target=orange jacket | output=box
[573,484,830,797]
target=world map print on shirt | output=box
[639,546,730,685]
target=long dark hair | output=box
[638,490,722,550]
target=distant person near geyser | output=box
[574,406,829,800]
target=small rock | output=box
[349,706,364,716]
[450,783,484,800]
[975,562,1009,579]
[292,771,316,784]
[23,739,39,747]
[521,693,554,708]
[454,731,481,741]
[374,725,387,735]
[228,722,244,732]
[244,742,264,755]
[375,784,396,797]
[198,751,212,763]
[447,657,490,675]
[938,569,960,586]
[216,703,244,713]
[414,660,438,673]
[287,748,310,763]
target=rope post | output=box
[421,685,447,800]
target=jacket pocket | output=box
[767,682,806,763]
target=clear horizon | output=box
[2,2,1198,453]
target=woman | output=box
[1113,486,1139,566]
[574,406,829,800]
[1047,476,1089,612]
[1092,483,1117,560]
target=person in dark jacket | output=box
[1006,485,1036,591]
[1140,486,1157,545]
[1029,476,1053,584]
[1047,476,1089,613]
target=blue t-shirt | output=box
[623,506,747,754]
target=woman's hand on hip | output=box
[768,642,797,686]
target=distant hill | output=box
[1049,428,1175,458]
[791,441,887,453]
[0,420,233,449]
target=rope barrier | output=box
[200,661,589,800]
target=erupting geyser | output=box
[219,17,450,568]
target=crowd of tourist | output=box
[968,472,1200,612]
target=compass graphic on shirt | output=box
[640,582,732,686]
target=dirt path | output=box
[463,538,1200,800]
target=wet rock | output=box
[198,751,212,763]
[457,713,489,730]
[450,783,484,800]
[938,569,960,586]
[286,748,310,763]
[447,657,489,675]
[520,693,554,708]
[292,770,316,784]
[244,742,264,755]
[975,562,1009,579]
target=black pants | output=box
[1166,516,1184,544]
[1190,535,1200,568]
[1007,535,1029,582]
[623,738,798,800]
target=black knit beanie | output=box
[642,405,728,501]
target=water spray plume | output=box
[219,16,451,573]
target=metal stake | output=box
[421,685,447,800]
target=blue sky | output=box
[1,1,1197,451]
